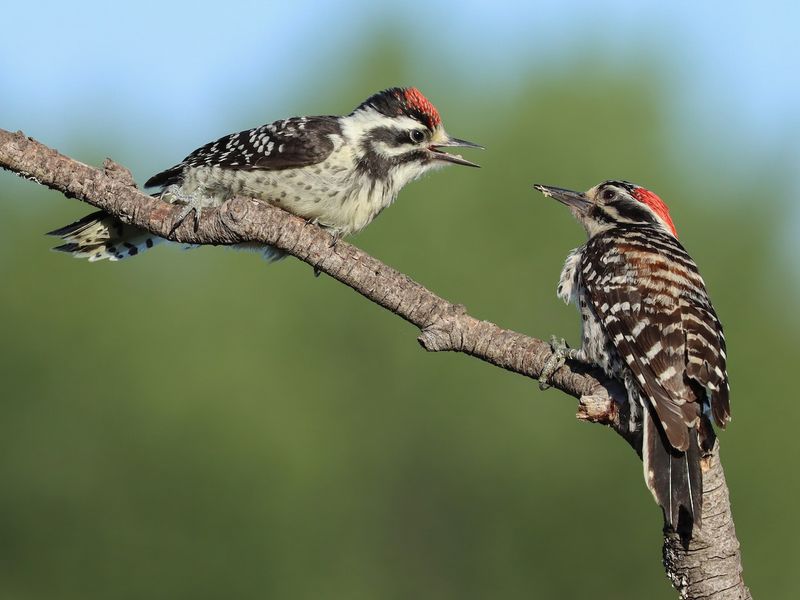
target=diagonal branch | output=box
[0,128,750,599]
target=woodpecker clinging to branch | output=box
[48,87,481,261]
[534,180,731,531]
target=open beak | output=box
[533,184,591,215]
[429,135,483,168]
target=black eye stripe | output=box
[367,126,429,149]
[608,199,659,225]
[365,126,411,148]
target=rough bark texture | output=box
[663,444,751,599]
[0,128,751,599]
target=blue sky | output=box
[2,0,798,255]
[2,0,797,149]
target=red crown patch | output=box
[632,187,677,237]
[398,88,441,129]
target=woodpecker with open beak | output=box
[48,87,481,262]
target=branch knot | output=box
[102,158,136,187]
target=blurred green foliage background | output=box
[2,11,799,600]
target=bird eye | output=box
[601,188,615,201]
[409,130,426,144]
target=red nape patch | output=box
[632,187,677,237]
[400,87,441,128]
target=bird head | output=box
[345,87,482,186]
[534,180,677,239]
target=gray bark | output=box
[0,128,751,599]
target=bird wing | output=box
[145,116,341,189]
[581,228,727,450]
[680,287,731,428]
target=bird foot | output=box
[328,230,343,249]
[306,218,343,249]
[312,238,342,278]
[538,335,580,390]
[163,186,206,234]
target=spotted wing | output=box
[580,228,728,450]
[680,284,730,428]
[145,116,342,189]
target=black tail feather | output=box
[46,210,110,237]
[643,405,703,532]
[46,210,160,262]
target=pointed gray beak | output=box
[429,135,483,168]
[437,137,484,150]
[534,184,591,214]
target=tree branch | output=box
[0,128,750,599]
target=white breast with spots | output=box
[558,246,618,376]
[177,137,398,237]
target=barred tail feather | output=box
[47,210,162,262]
[643,406,703,532]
